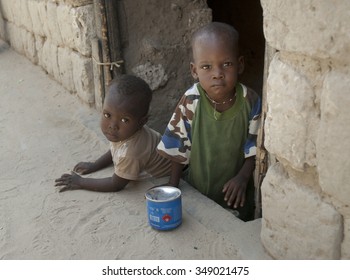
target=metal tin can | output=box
[145,186,182,230]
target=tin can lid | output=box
[145,186,181,202]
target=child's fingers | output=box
[223,187,232,203]
[234,192,243,208]
[226,187,244,208]
[233,190,246,208]
[58,186,71,192]
[226,188,238,206]
[54,179,69,186]
[55,178,65,185]
[54,174,72,186]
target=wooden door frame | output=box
[254,43,276,218]
[92,0,124,111]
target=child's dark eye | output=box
[103,113,110,118]
[223,62,233,67]
[121,118,129,123]
[201,65,211,70]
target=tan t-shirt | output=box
[110,125,172,180]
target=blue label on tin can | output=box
[146,186,182,230]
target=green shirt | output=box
[187,83,252,207]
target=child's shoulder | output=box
[183,83,201,98]
[239,83,261,106]
[142,125,161,138]
[140,125,161,140]
[117,126,160,158]
[239,83,261,117]
[177,83,201,109]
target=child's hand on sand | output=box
[73,162,96,175]
[222,176,248,209]
[54,171,82,192]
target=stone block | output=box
[57,4,94,56]
[46,1,63,45]
[261,163,342,259]
[261,0,350,63]
[57,4,75,49]
[34,34,45,67]
[71,5,94,56]
[264,53,318,170]
[22,29,37,64]
[28,0,45,37]
[14,0,23,16]
[40,38,52,74]
[317,70,350,206]
[41,39,59,80]
[0,11,6,40]
[19,0,33,32]
[37,0,50,37]
[7,22,24,55]
[8,21,36,60]
[1,0,14,22]
[71,51,94,104]
[11,0,21,25]
[57,46,75,92]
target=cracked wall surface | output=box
[261,0,350,259]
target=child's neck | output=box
[204,91,236,113]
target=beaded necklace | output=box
[204,91,236,120]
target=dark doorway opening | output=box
[207,0,265,95]
[207,0,266,218]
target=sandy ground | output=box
[0,40,270,260]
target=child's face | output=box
[190,36,244,101]
[100,92,147,142]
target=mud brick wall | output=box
[260,0,350,259]
[0,0,95,105]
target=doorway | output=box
[207,0,267,218]
[207,0,265,95]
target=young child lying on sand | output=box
[55,74,172,192]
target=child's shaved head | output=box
[107,75,152,117]
[191,22,240,59]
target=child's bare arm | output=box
[167,161,185,187]
[73,150,112,175]
[55,172,129,192]
[222,156,255,208]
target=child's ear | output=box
[190,62,198,80]
[238,56,245,74]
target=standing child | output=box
[55,74,172,192]
[157,22,261,221]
